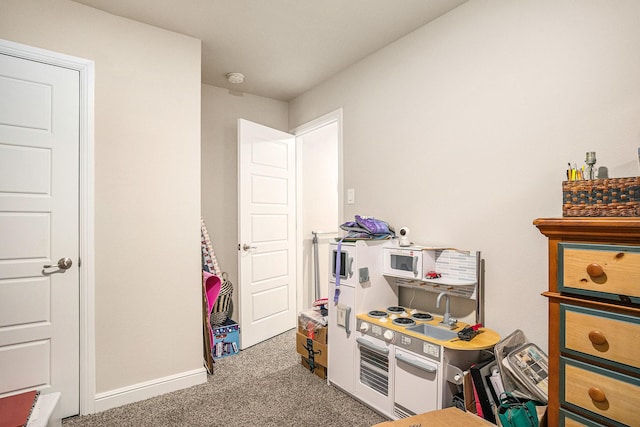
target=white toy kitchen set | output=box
[327,238,500,420]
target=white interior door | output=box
[0,53,80,418]
[238,119,296,349]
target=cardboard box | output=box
[212,319,239,359]
[295,324,327,378]
[301,355,327,379]
[297,323,327,342]
[372,407,493,427]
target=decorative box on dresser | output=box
[534,218,640,427]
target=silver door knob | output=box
[44,257,73,271]
[242,244,257,251]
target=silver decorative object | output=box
[585,151,597,180]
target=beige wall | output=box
[0,0,203,398]
[289,0,640,349]
[201,84,288,320]
[300,124,339,307]
[5,0,639,410]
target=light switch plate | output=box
[347,188,355,204]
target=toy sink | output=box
[407,323,458,341]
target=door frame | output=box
[291,108,343,314]
[0,38,96,415]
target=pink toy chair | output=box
[203,271,222,350]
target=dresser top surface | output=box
[534,217,640,241]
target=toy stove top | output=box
[366,306,433,327]
[392,317,416,327]
[359,307,445,356]
[386,306,405,315]
[367,310,389,319]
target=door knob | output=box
[588,330,607,346]
[43,257,73,272]
[588,387,607,403]
[241,244,257,251]
[586,263,604,277]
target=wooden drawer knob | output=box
[588,330,607,345]
[586,263,604,277]
[588,387,607,403]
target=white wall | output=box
[299,123,339,307]
[0,0,203,406]
[289,0,640,349]
[201,84,289,320]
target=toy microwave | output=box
[383,246,423,279]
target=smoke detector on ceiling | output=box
[226,72,244,84]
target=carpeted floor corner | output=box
[63,329,387,426]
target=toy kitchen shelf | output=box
[383,245,484,324]
[391,277,477,297]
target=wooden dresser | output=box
[534,218,640,427]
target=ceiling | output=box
[71,0,468,101]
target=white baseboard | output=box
[93,367,207,413]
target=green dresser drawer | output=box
[559,243,640,303]
[559,409,606,427]
[560,304,640,373]
[561,357,640,426]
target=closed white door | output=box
[0,53,80,418]
[238,119,296,349]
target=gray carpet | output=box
[63,329,387,426]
